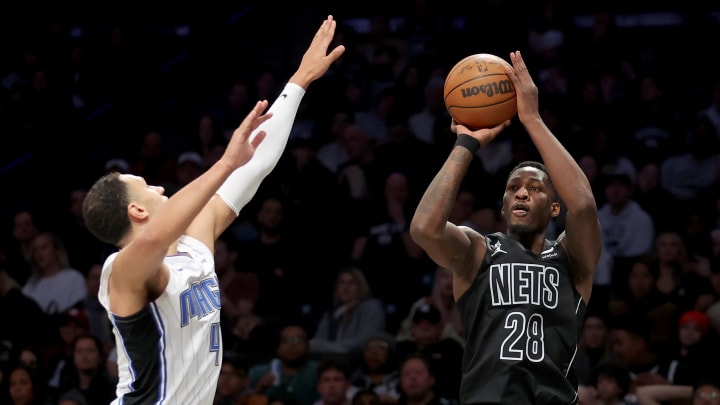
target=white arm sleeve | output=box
[216,82,305,215]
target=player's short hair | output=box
[83,172,131,246]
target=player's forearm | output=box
[154,161,235,243]
[216,83,304,215]
[411,147,472,239]
[288,71,314,91]
[251,83,304,162]
[522,117,596,211]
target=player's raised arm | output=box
[410,119,510,296]
[505,50,601,301]
[188,15,345,248]
[84,100,269,316]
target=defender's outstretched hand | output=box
[222,100,271,169]
[290,15,346,89]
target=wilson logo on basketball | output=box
[461,80,514,98]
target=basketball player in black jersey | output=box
[409,50,601,405]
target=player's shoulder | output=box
[102,251,119,271]
[177,235,213,257]
[485,231,505,242]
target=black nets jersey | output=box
[456,232,586,405]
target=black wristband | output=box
[454,134,481,154]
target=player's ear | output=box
[128,202,149,223]
[550,202,561,218]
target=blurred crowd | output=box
[2,1,720,405]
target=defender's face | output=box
[501,167,557,236]
[120,174,167,210]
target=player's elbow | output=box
[409,218,442,247]
[575,197,599,218]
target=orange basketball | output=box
[443,53,517,130]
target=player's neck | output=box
[506,231,546,254]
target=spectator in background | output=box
[660,116,719,207]
[15,346,43,372]
[310,267,386,357]
[189,112,226,167]
[45,309,91,395]
[350,172,427,309]
[665,310,720,387]
[574,308,613,386]
[215,80,254,138]
[215,356,253,405]
[55,334,116,405]
[22,232,87,315]
[215,232,260,333]
[57,389,88,405]
[314,359,357,405]
[407,77,446,145]
[163,150,206,196]
[268,136,348,303]
[56,186,110,275]
[352,388,381,405]
[0,266,50,360]
[350,335,400,404]
[3,209,40,286]
[634,160,679,233]
[236,194,306,324]
[250,325,319,405]
[596,173,655,293]
[354,85,396,144]
[336,124,379,203]
[396,354,452,405]
[1,364,51,405]
[654,231,715,314]
[608,315,671,391]
[591,361,635,405]
[396,266,463,346]
[608,255,676,348]
[577,154,604,205]
[225,310,272,367]
[394,304,462,402]
[372,112,441,205]
[103,158,131,174]
[590,128,638,188]
[316,109,353,174]
[127,129,177,186]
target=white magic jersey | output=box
[99,235,222,405]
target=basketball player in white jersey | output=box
[81,16,345,404]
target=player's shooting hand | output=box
[223,100,272,169]
[505,50,540,123]
[451,119,510,147]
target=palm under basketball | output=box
[444,53,517,129]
